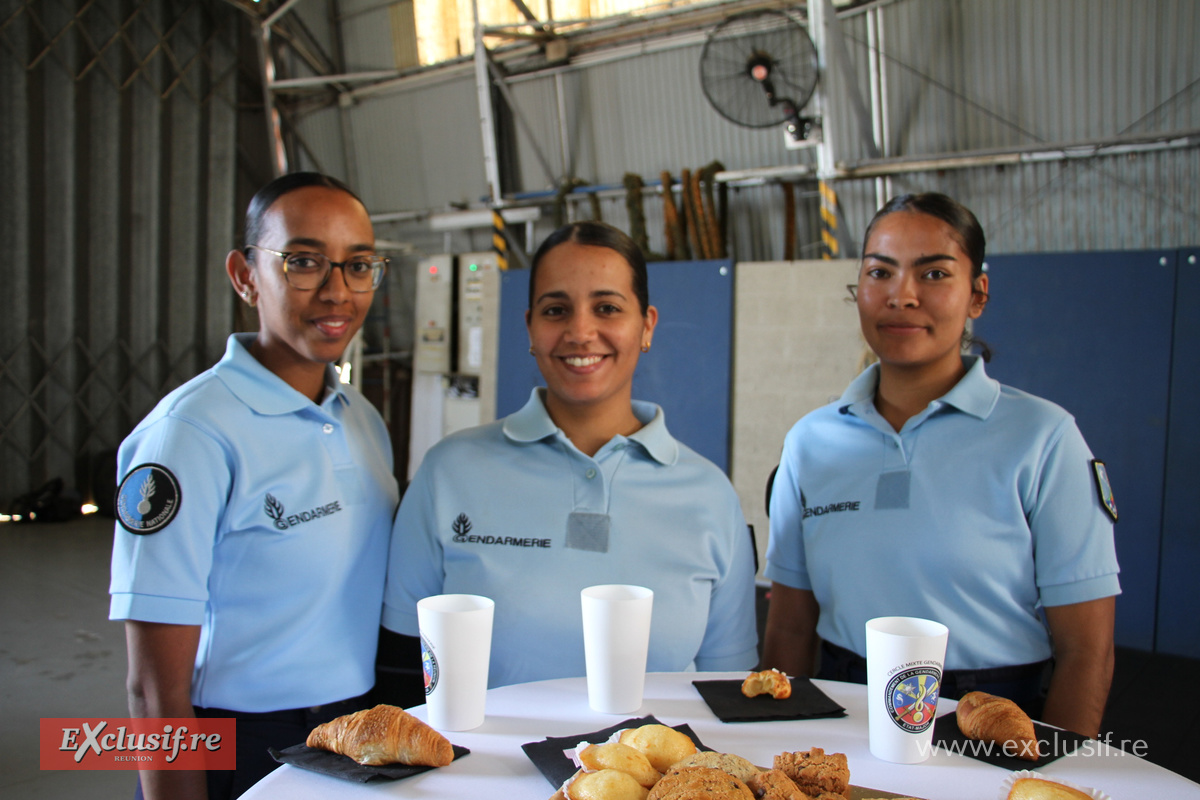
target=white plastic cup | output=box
[865,616,949,764]
[581,584,654,714]
[417,594,494,731]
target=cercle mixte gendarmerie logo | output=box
[885,666,941,734]
[116,464,181,534]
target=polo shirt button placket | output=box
[322,423,334,434]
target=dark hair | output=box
[861,192,992,360]
[243,172,364,260]
[528,221,650,315]
[861,192,986,279]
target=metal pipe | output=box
[270,71,401,90]
[809,0,836,180]
[866,7,887,209]
[472,0,502,203]
[554,71,571,180]
[257,23,288,175]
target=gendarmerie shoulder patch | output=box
[1091,459,1118,522]
[115,463,182,534]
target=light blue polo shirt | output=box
[109,334,399,712]
[384,388,758,688]
[765,356,1120,670]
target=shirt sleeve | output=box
[1028,417,1121,607]
[694,494,759,672]
[764,424,812,590]
[382,463,446,635]
[109,415,231,624]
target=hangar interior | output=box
[2,0,1199,794]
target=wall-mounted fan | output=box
[699,9,820,141]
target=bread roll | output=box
[566,768,650,800]
[1007,777,1094,799]
[617,724,698,773]
[578,742,661,788]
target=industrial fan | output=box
[699,9,820,142]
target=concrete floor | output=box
[1,515,134,799]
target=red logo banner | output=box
[40,718,237,770]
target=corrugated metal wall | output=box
[5,0,1198,506]
[306,0,1197,262]
[1,0,244,507]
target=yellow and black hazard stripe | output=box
[819,180,839,260]
[492,209,508,271]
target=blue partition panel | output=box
[497,260,733,473]
[1158,249,1200,658]
[974,251,1175,652]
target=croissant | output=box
[955,691,1040,761]
[306,704,454,767]
[741,669,792,700]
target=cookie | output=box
[745,768,808,800]
[648,766,756,800]
[773,748,850,799]
[668,751,761,784]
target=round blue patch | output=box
[885,666,941,734]
[115,463,182,534]
[421,635,439,696]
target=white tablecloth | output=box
[241,672,1198,800]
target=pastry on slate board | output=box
[306,704,454,767]
[955,691,1040,762]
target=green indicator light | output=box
[469,263,479,271]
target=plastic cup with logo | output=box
[581,584,654,714]
[865,616,949,764]
[416,594,494,731]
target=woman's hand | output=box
[125,621,207,800]
[1042,597,1116,737]
[760,583,820,677]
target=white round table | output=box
[240,672,1198,800]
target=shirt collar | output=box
[837,355,999,421]
[503,388,679,466]
[216,333,347,415]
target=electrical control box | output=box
[456,251,501,425]
[413,254,453,374]
[457,252,501,377]
[408,253,503,478]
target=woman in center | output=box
[384,221,758,687]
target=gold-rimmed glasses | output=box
[246,244,388,292]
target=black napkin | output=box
[521,715,711,789]
[268,743,469,783]
[930,713,1089,770]
[692,677,846,723]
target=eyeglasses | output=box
[246,244,388,292]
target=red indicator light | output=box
[429,265,439,275]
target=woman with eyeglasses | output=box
[760,193,1119,738]
[109,172,399,799]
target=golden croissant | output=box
[306,704,454,767]
[955,691,1040,761]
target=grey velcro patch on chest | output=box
[566,511,611,553]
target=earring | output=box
[641,342,651,353]
[529,346,535,356]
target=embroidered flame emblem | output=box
[137,474,156,515]
[265,493,287,530]
[452,513,471,542]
